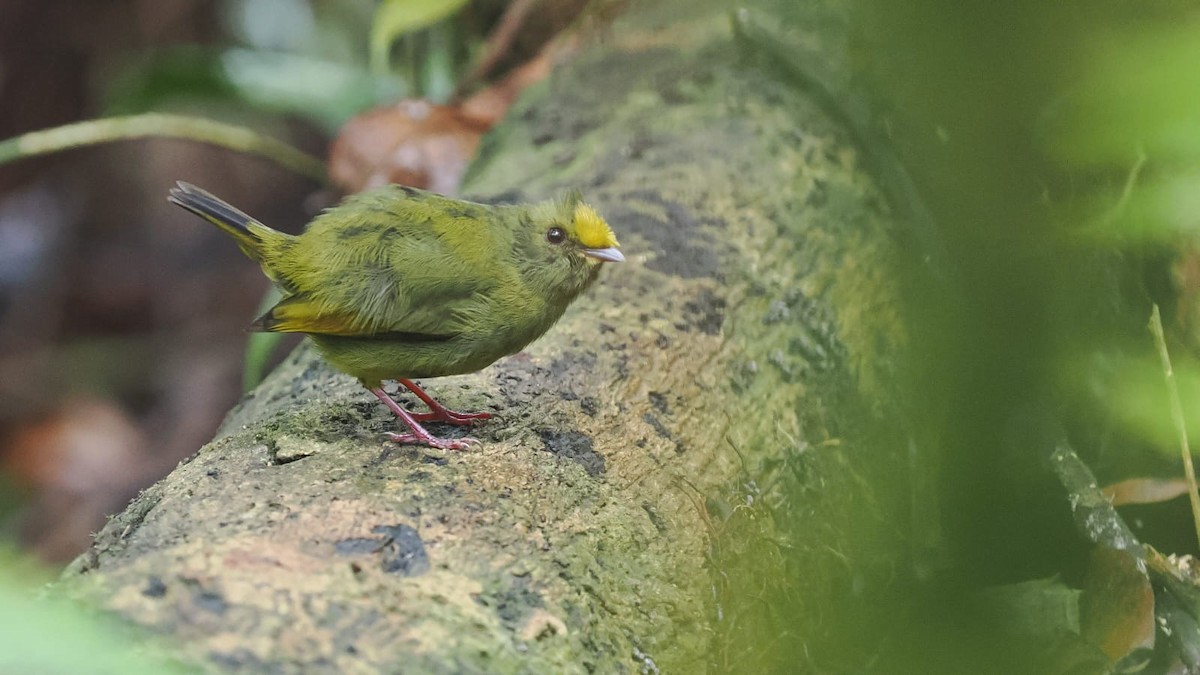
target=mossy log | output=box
[60,1,910,671]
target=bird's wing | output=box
[250,292,463,340]
[258,238,497,338]
[250,284,481,339]
[255,187,506,338]
[251,293,365,335]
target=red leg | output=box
[369,387,478,451]
[398,378,492,426]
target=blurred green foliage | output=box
[370,0,472,77]
[0,547,188,673]
[729,0,1200,671]
[104,0,482,132]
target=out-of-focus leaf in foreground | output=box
[0,548,186,673]
[1045,25,1200,167]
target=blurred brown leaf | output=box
[330,15,582,196]
[1103,476,1192,506]
[3,399,152,563]
[328,99,490,195]
[1080,547,1156,668]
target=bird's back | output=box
[262,185,517,339]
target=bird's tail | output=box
[167,181,291,262]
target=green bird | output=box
[168,182,623,450]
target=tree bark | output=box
[61,1,910,671]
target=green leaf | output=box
[369,0,471,75]
[244,286,285,391]
[0,547,188,673]
[1043,24,1200,167]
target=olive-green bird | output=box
[168,182,623,450]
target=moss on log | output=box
[60,1,910,671]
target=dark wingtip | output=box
[166,181,261,242]
[248,308,277,332]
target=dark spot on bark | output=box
[789,332,829,369]
[476,576,545,626]
[611,191,725,279]
[206,468,220,478]
[642,503,668,534]
[96,489,161,555]
[142,576,167,598]
[731,359,759,395]
[648,391,671,415]
[419,453,449,468]
[683,289,725,335]
[614,353,630,380]
[549,352,598,380]
[763,299,791,324]
[655,333,671,349]
[299,357,327,384]
[624,135,655,159]
[335,538,382,556]
[806,180,827,207]
[643,412,672,440]
[194,588,228,615]
[373,524,430,576]
[768,349,798,382]
[400,186,419,197]
[705,496,734,522]
[651,61,702,105]
[642,413,686,455]
[591,171,612,189]
[209,650,269,671]
[580,397,598,417]
[538,429,605,476]
[761,288,845,374]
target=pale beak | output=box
[582,247,625,263]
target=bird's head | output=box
[540,190,623,263]
[518,191,623,299]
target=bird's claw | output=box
[385,432,480,451]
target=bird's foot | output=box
[410,409,492,426]
[396,379,493,427]
[385,431,479,451]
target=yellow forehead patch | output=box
[574,203,619,250]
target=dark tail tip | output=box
[166,180,199,206]
[167,181,260,241]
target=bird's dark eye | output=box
[546,227,566,244]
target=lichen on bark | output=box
[60,0,912,671]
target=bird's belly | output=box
[308,333,511,385]
[307,299,567,386]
